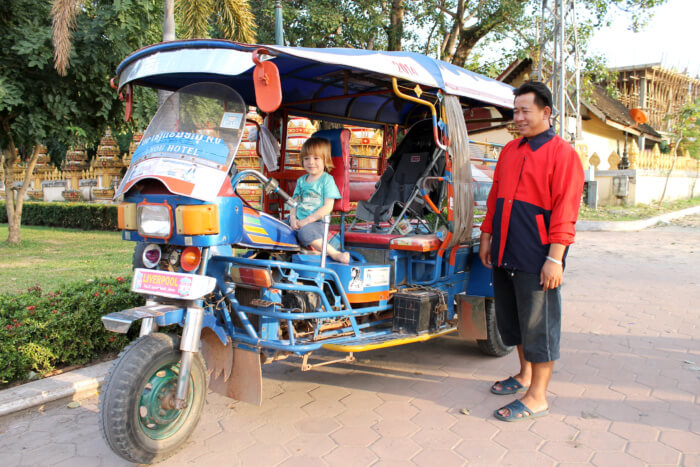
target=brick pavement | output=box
[1,216,699,466]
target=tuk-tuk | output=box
[100,40,515,463]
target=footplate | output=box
[321,326,456,352]
[101,304,184,333]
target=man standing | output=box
[479,81,584,421]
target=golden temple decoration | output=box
[652,143,661,170]
[346,126,384,173]
[589,152,600,170]
[123,131,143,168]
[607,151,620,170]
[61,144,88,201]
[628,139,640,170]
[92,127,124,200]
[575,141,589,170]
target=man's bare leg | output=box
[493,345,532,391]
[309,239,350,264]
[497,359,553,417]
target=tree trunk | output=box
[440,0,464,62]
[450,0,527,67]
[163,0,175,41]
[658,136,682,206]
[387,0,404,51]
[3,139,41,244]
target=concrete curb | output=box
[576,205,700,232]
[0,360,113,417]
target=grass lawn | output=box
[0,225,134,294]
[578,197,700,221]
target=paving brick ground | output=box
[1,215,699,466]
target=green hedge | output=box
[0,277,144,385]
[0,201,118,230]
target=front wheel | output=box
[476,299,514,357]
[99,333,208,464]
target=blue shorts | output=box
[287,219,325,247]
[492,267,562,363]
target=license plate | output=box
[132,268,216,300]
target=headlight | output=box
[138,203,172,239]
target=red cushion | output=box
[347,173,379,202]
[343,231,401,247]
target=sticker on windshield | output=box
[220,112,244,129]
[132,132,229,166]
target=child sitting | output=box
[290,137,351,264]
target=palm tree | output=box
[176,0,256,42]
[52,0,257,76]
[51,0,79,76]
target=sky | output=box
[589,0,700,77]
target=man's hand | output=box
[540,260,562,290]
[297,217,310,229]
[479,232,492,269]
[540,243,566,290]
[290,217,301,230]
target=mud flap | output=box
[200,329,262,406]
[456,294,487,340]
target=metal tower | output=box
[533,0,582,142]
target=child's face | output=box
[302,153,325,177]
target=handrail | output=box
[391,78,447,151]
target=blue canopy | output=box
[117,39,514,128]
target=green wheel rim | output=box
[138,363,194,440]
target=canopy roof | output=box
[116,40,514,128]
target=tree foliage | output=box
[671,99,700,160]
[176,0,257,42]
[0,0,161,243]
[658,98,699,204]
[251,0,391,49]
[249,0,667,72]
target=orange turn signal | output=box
[228,266,273,289]
[180,247,202,272]
[117,203,137,230]
[175,204,219,236]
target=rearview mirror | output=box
[252,49,282,113]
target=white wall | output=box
[595,169,699,205]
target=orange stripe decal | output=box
[347,290,391,303]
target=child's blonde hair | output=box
[300,137,334,171]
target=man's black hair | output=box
[513,81,553,110]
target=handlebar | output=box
[232,169,297,208]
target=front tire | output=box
[99,333,207,464]
[476,299,513,357]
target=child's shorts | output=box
[286,219,325,247]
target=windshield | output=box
[116,82,246,201]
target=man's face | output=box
[513,92,551,138]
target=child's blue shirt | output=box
[293,172,340,220]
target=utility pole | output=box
[275,0,284,45]
[534,0,581,142]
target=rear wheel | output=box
[99,333,207,464]
[476,299,513,357]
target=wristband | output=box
[546,256,562,265]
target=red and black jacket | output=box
[481,128,584,274]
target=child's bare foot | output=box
[331,251,351,264]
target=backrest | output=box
[354,119,444,223]
[311,129,352,212]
